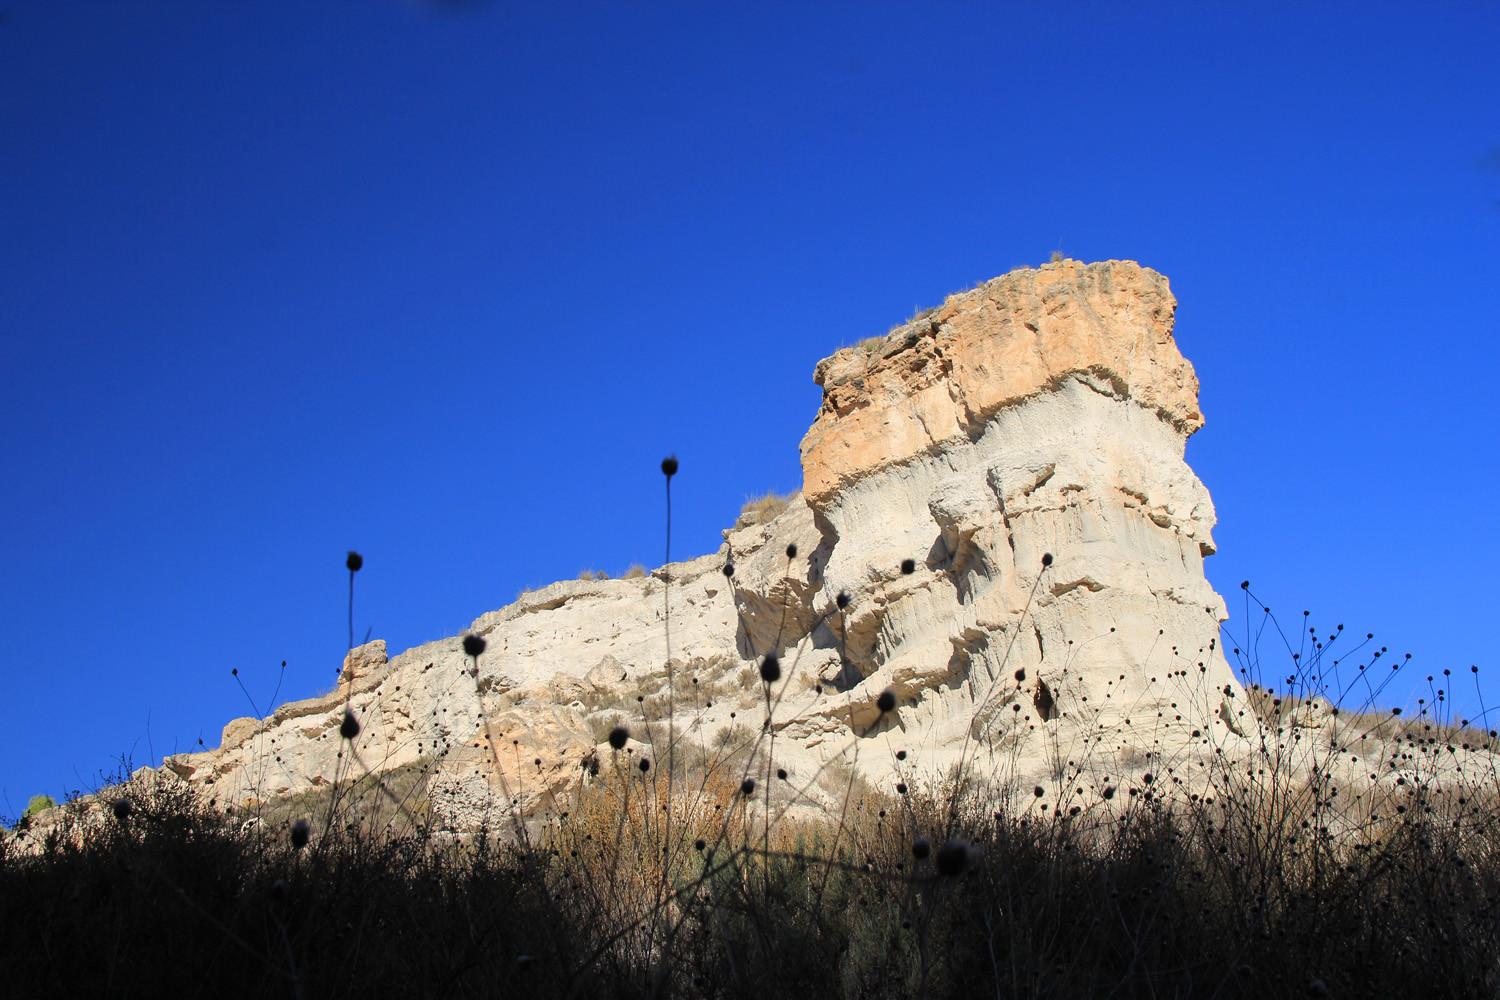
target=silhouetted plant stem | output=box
[345,550,362,652]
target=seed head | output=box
[900,558,916,575]
[785,543,797,559]
[291,818,310,848]
[660,455,678,477]
[639,758,651,773]
[111,798,132,821]
[608,726,630,750]
[1034,786,1045,798]
[1015,668,1026,682]
[896,782,908,794]
[1041,552,1053,568]
[694,838,706,851]
[912,837,931,860]
[463,634,486,658]
[877,689,896,714]
[836,590,850,610]
[340,711,360,739]
[740,778,756,796]
[346,551,363,572]
[760,655,781,683]
[777,768,787,780]
[935,839,976,877]
[722,562,735,578]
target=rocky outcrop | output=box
[791,259,1244,781]
[800,260,1203,505]
[342,639,387,682]
[142,260,1261,831]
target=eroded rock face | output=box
[342,639,387,682]
[427,702,597,835]
[146,260,1259,831]
[774,259,1245,785]
[800,260,1203,506]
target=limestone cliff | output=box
[149,259,1256,833]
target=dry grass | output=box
[12,725,1500,998]
[739,491,795,526]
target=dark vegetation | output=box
[4,458,1499,998]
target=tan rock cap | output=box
[799,259,1203,507]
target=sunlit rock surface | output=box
[113,262,1285,831]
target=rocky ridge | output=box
[18,259,1464,847]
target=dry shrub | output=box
[739,491,794,525]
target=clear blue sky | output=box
[3,1,1497,816]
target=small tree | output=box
[22,794,55,820]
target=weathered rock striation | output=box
[789,260,1245,776]
[68,260,1269,836]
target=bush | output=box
[22,795,54,820]
[739,491,795,526]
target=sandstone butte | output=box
[14,258,1456,846]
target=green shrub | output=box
[22,795,54,820]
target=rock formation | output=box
[45,260,1272,839]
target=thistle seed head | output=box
[935,839,977,877]
[291,818,310,848]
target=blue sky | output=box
[2,1,1497,815]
